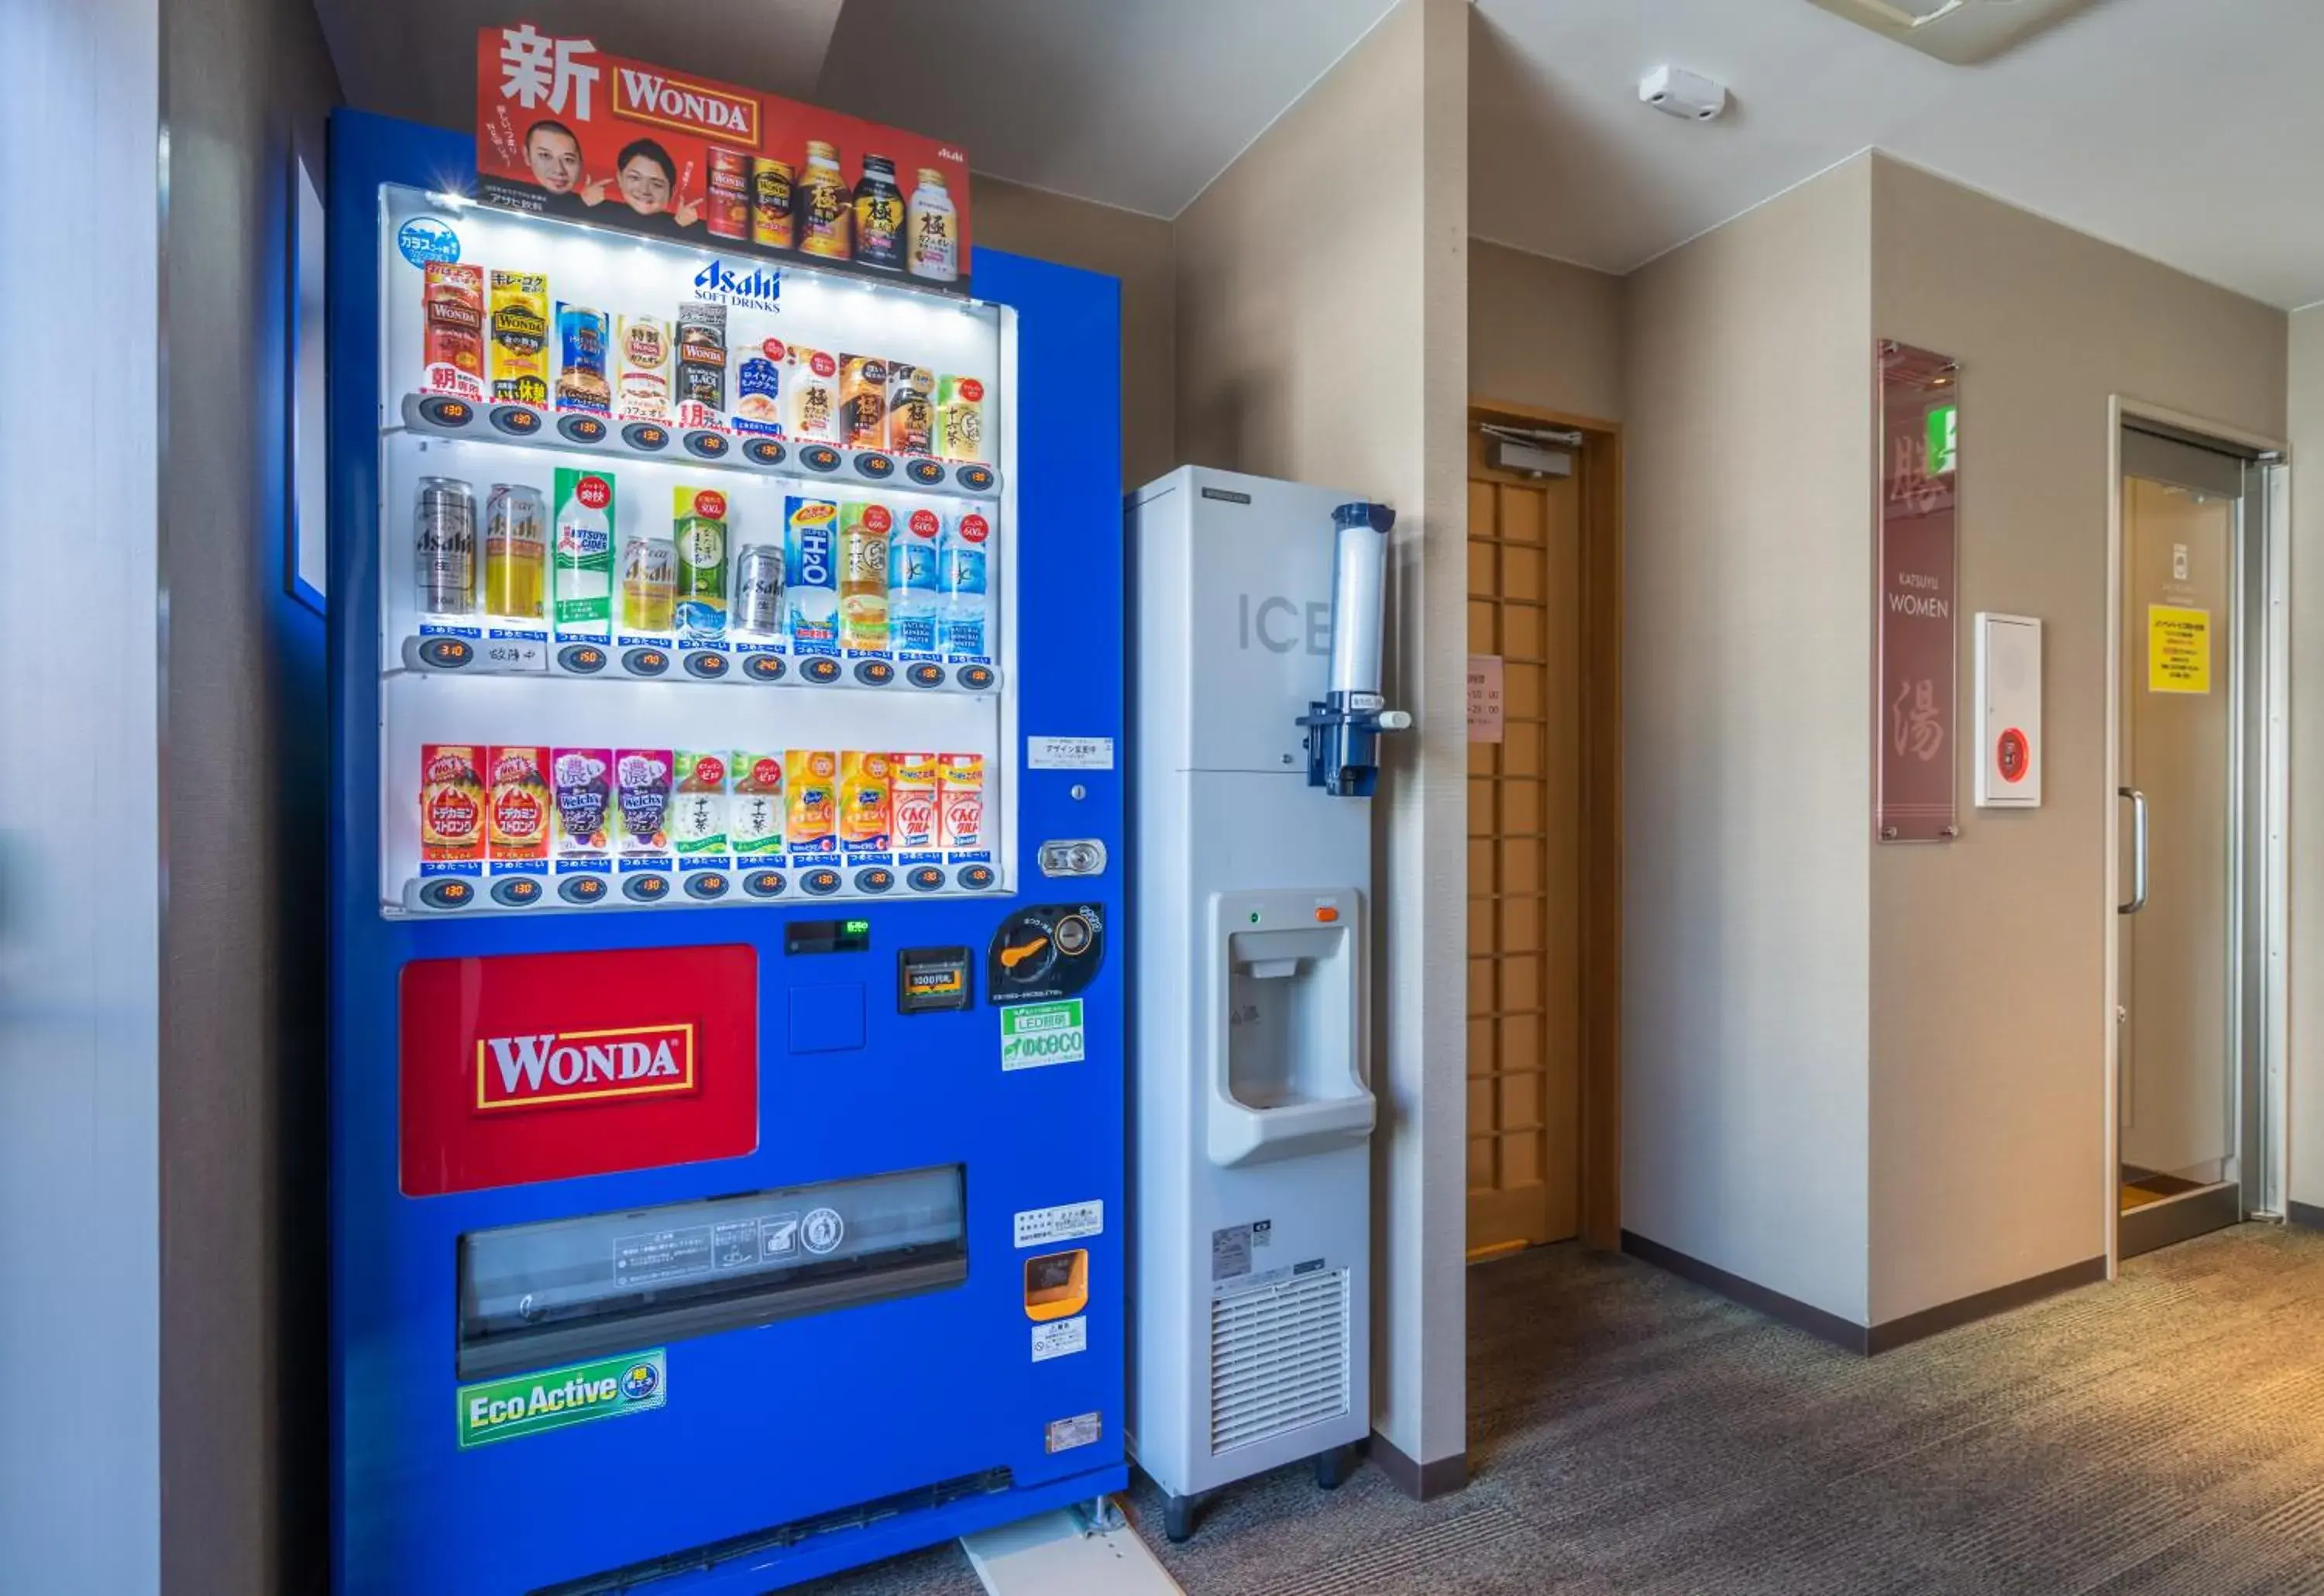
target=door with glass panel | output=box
[2116,425,2271,1258]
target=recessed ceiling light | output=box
[1804,0,2100,64]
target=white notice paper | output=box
[1012,1200,1104,1248]
[1026,736,1114,770]
[1031,1316,1088,1362]
[1468,655,1505,743]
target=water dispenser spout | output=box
[1297,500,1411,796]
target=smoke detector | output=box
[1638,65,1728,122]
[1804,0,2099,64]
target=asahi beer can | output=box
[415,476,476,614]
[734,542,786,635]
[483,483,547,620]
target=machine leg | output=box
[1315,1443,1356,1490]
[1163,1492,1199,1543]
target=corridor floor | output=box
[806,1223,2324,1594]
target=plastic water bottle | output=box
[888,506,942,655]
[937,509,989,659]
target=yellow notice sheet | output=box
[2148,604,2211,693]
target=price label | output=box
[483,633,549,672]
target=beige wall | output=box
[973,175,1177,488]
[1866,155,2288,1324]
[2293,308,2324,1218]
[1470,239,1623,423]
[1176,0,1470,1473]
[1620,157,1875,1324]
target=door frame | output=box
[2103,396,2290,1277]
[1467,397,1624,1252]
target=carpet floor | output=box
[799,1222,2324,1595]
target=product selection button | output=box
[954,664,996,692]
[682,650,730,680]
[852,450,896,480]
[418,878,476,910]
[799,444,844,474]
[744,653,786,683]
[622,874,672,903]
[556,414,610,445]
[800,656,842,685]
[623,647,671,677]
[418,636,476,670]
[906,865,947,893]
[956,864,997,891]
[852,659,896,687]
[801,867,843,897]
[854,867,896,896]
[558,643,609,674]
[904,458,947,487]
[955,464,996,494]
[487,404,542,437]
[418,395,475,430]
[742,869,787,899]
[906,662,946,690]
[683,430,731,460]
[558,875,610,905]
[683,872,731,901]
[744,438,787,469]
[489,877,543,907]
[621,421,672,452]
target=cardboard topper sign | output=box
[476,22,975,294]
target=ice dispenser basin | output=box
[1208,890,1375,1167]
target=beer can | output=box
[734,542,786,635]
[706,146,750,241]
[483,483,546,620]
[751,159,794,250]
[415,476,476,614]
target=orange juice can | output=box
[838,751,892,851]
[784,749,837,855]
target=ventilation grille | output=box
[1209,1268,1350,1455]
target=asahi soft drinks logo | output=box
[693,258,782,312]
[475,1022,697,1110]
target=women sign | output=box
[1877,341,1960,843]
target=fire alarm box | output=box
[1975,613,2041,808]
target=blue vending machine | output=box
[328,109,1124,1594]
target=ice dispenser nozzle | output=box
[1298,500,1412,797]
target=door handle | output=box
[2118,786,2148,915]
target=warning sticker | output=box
[1014,1199,1104,1248]
[1032,1316,1088,1363]
[1045,1410,1102,1453]
[1212,1223,1252,1283]
[2149,604,2211,694]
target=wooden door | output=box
[1466,428,1584,1255]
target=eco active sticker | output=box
[1000,999,1085,1071]
[457,1349,667,1448]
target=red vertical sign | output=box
[1876,342,1959,843]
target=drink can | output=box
[731,752,786,856]
[672,486,729,641]
[751,159,795,249]
[483,483,546,619]
[891,753,939,851]
[614,749,674,857]
[620,537,677,633]
[485,746,552,864]
[734,543,786,635]
[784,750,837,855]
[706,147,750,240]
[549,748,613,860]
[415,476,476,614]
[839,752,892,851]
[938,754,985,851]
[419,744,486,863]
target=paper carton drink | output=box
[730,752,786,857]
[838,752,892,851]
[614,750,674,856]
[419,744,486,865]
[669,752,729,857]
[784,749,837,855]
[891,753,939,852]
[485,745,552,865]
[550,748,613,861]
[938,753,985,851]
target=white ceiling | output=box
[314,0,2324,309]
[1471,0,2324,309]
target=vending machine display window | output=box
[376,183,1012,919]
[456,1164,967,1381]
